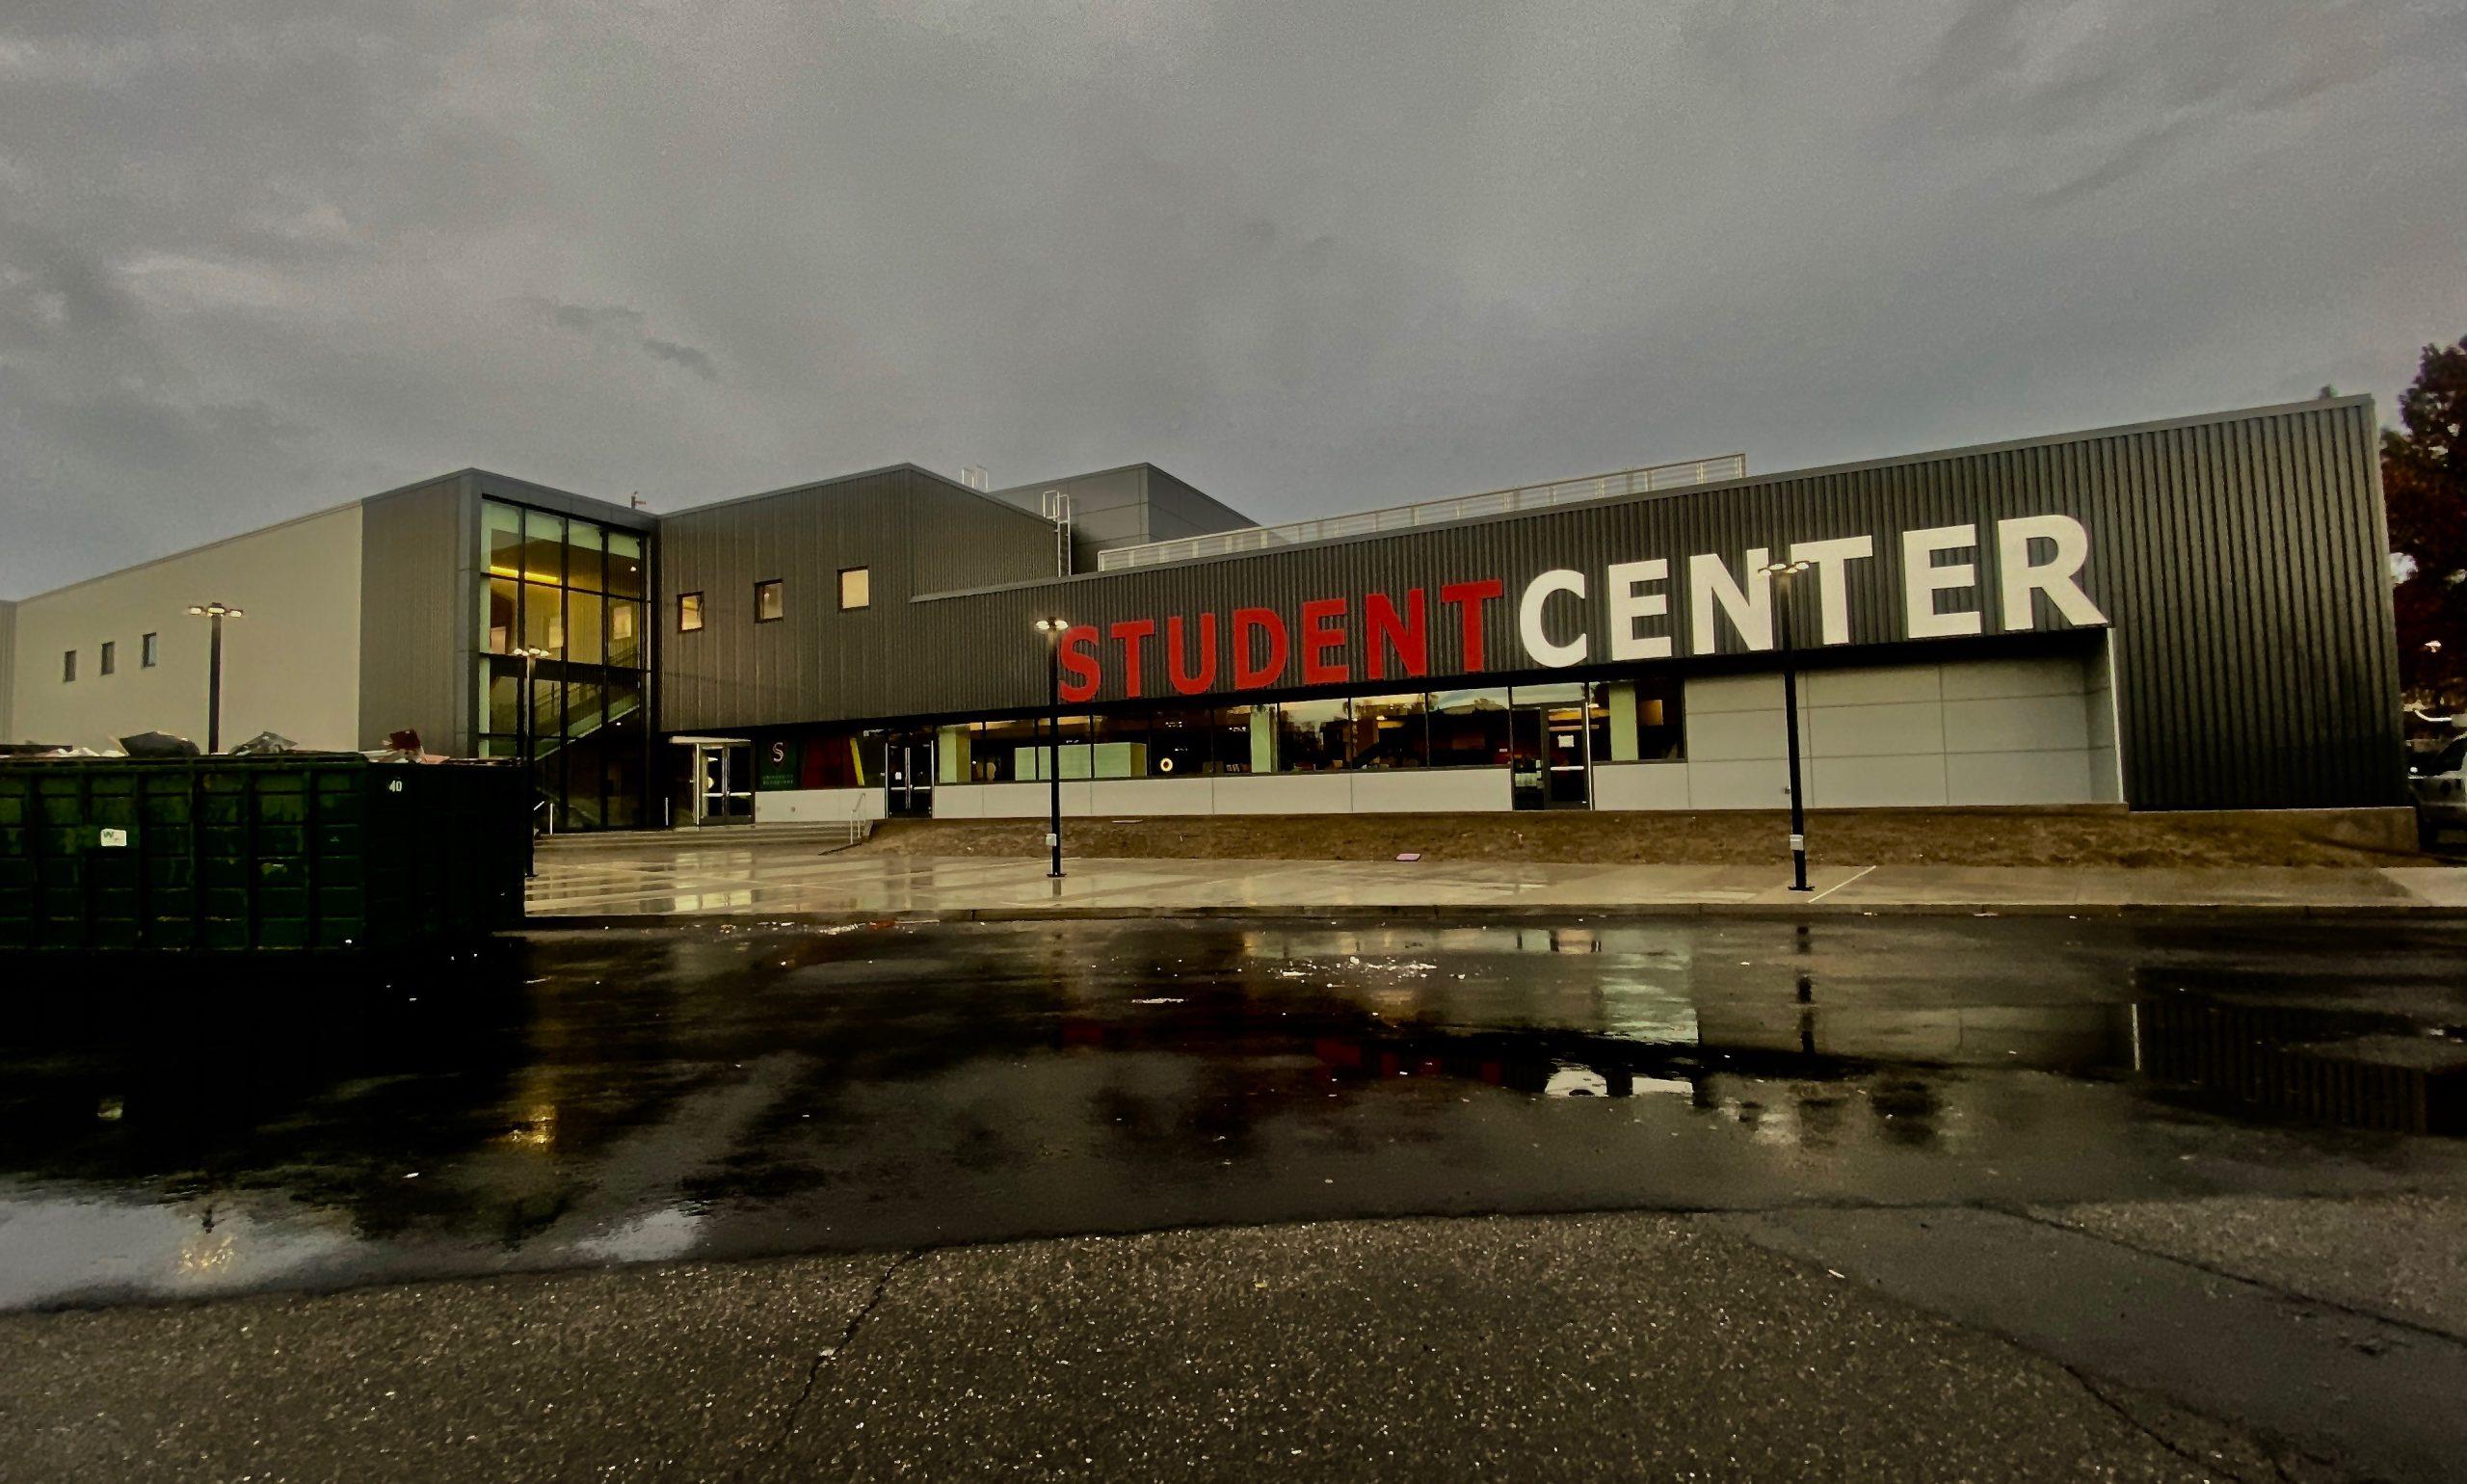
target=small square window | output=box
[63,649,77,682]
[142,632,159,667]
[755,579,783,623]
[838,567,871,611]
[678,591,704,632]
[100,641,117,676]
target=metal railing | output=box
[1095,452,1747,571]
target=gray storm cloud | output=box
[0,0,2461,595]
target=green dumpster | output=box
[0,756,529,953]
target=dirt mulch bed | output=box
[855,808,2424,869]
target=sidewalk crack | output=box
[1999,1202,2467,1349]
[2054,1358,2255,1484]
[760,1246,926,1462]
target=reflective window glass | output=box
[484,577,517,654]
[529,669,562,750]
[566,675,606,737]
[605,531,645,599]
[1597,676,1684,761]
[486,660,521,733]
[604,675,644,729]
[141,632,159,668]
[1347,694,1427,769]
[569,589,605,666]
[973,716,1038,782]
[839,567,871,610]
[521,509,565,583]
[484,502,523,578]
[1213,706,1260,774]
[522,582,563,655]
[677,592,703,633]
[1147,708,1214,776]
[1273,699,1347,772]
[1430,688,1512,767]
[610,600,644,667]
[567,521,605,592]
[1091,712,1146,778]
[756,579,784,623]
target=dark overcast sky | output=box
[3,1,2462,596]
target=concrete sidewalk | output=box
[526,835,2467,920]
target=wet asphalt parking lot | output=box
[4,914,2465,1312]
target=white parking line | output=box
[1803,865,1877,904]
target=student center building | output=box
[0,397,2407,830]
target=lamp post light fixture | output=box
[184,602,245,753]
[1757,560,1815,892]
[1031,617,1071,878]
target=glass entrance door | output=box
[1511,684,1592,809]
[695,742,753,825]
[886,734,935,817]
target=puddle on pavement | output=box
[2,916,2465,1311]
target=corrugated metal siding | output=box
[657,467,1055,732]
[660,400,2404,810]
[357,474,469,751]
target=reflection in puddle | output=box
[1,916,2463,1310]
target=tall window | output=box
[141,632,159,668]
[838,567,870,610]
[1346,694,1427,769]
[678,592,704,632]
[755,579,784,623]
[99,641,117,676]
[1429,688,1512,767]
[478,497,652,831]
[1272,699,1348,772]
[62,649,76,683]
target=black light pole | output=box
[1760,561,1814,892]
[1033,617,1070,878]
[185,602,244,752]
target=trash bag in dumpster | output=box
[230,731,299,756]
[118,731,200,759]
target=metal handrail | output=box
[1096,452,1747,571]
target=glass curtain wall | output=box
[479,499,651,830]
[908,676,1682,798]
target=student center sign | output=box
[5,397,2406,829]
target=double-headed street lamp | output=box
[1757,560,1815,893]
[184,602,245,753]
[1031,617,1071,879]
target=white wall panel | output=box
[1687,673,1786,714]
[1091,777,1213,815]
[1687,758,1791,809]
[1806,701,1945,757]
[1804,664,1939,706]
[1352,768,1511,812]
[1810,754,1949,808]
[1213,774,1352,815]
[1592,762,1691,811]
[1943,693,2092,754]
[1948,750,2095,806]
[1687,708,1785,761]
[1942,654,2089,700]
